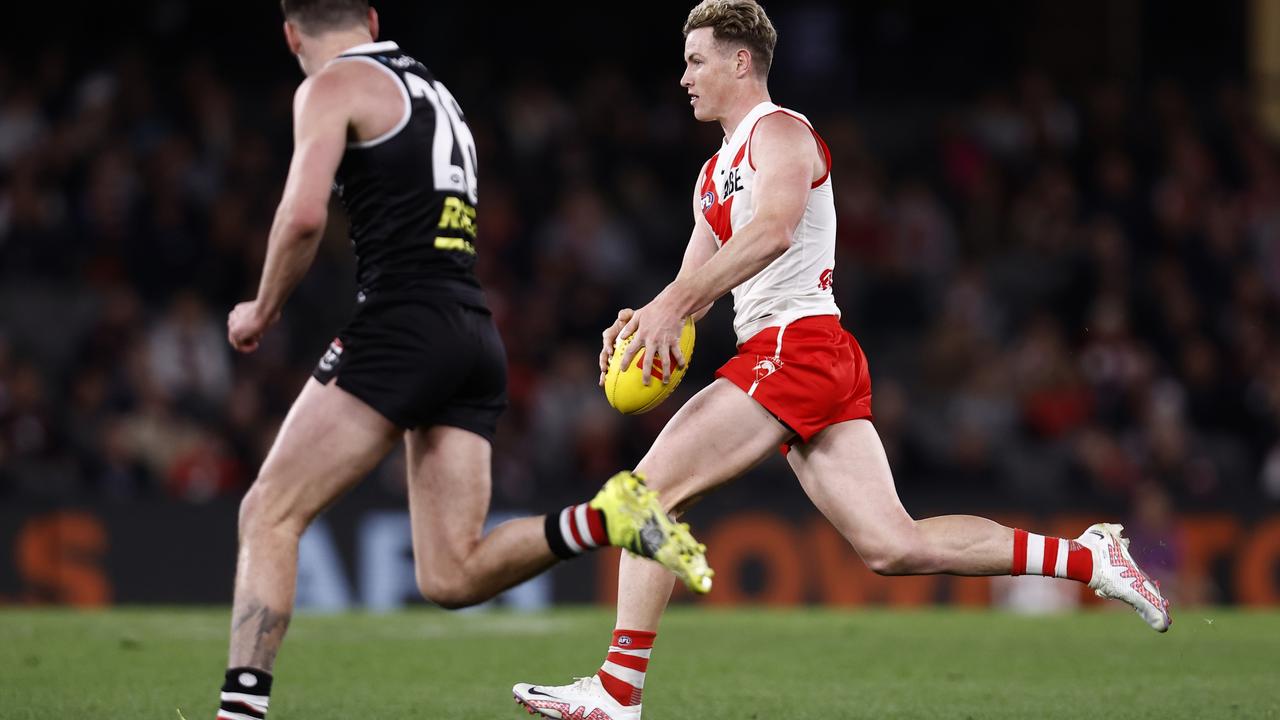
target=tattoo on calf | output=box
[232,600,292,669]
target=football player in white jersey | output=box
[514,1,1170,718]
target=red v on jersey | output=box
[700,142,750,245]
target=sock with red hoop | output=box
[596,629,655,707]
[1012,528,1093,582]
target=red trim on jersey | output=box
[746,110,781,170]
[1042,536,1061,576]
[747,109,833,188]
[810,127,833,188]
[702,152,719,185]
[701,156,736,243]
[1012,528,1029,576]
[606,651,650,672]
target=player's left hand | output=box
[227,301,278,354]
[618,285,689,386]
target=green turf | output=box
[0,606,1276,719]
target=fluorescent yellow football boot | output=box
[589,471,713,594]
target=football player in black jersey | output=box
[215,2,712,717]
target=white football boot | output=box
[513,676,640,720]
[1076,522,1172,632]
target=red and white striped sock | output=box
[544,503,609,559]
[597,629,655,707]
[1011,528,1093,583]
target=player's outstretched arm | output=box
[616,114,816,381]
[227,69,351,353]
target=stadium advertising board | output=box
[2,505,1278,608]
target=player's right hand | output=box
[599,308,635,386]
[227,300,278,354]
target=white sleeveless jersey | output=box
[699,101,839,345]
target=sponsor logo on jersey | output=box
[389,56,415,69]
[722,167,744,199]
[438,196,477,238]
[435,237,477,254]
[819,268,833,291]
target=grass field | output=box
[1,606,1276,719]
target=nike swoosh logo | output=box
[526,688,556,698]
[1089,531,1105,540]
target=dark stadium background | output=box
[2,1,1277,610]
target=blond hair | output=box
[683,0,778,78]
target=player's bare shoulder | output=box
[299,59,402,140]
[750,112,826,182]
[290,63,354,117]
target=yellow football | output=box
[604,317,696,414]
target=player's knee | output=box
[860,542,923,576]
[864,551,909,576]
[238,480,303,539]
[655,485,693,515]
[415,568,484,610]
[856,521,930,575]
[238,483,267,536]
[635,468,701,515]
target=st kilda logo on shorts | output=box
[318,338,344,373]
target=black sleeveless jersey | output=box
[330,41,484,308]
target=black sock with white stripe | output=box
[544,503,610,559]
[219,667,272,720]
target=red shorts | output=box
[715,315,873,446]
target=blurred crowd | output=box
[1,38,1278,524]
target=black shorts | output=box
[312,297,507,441]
